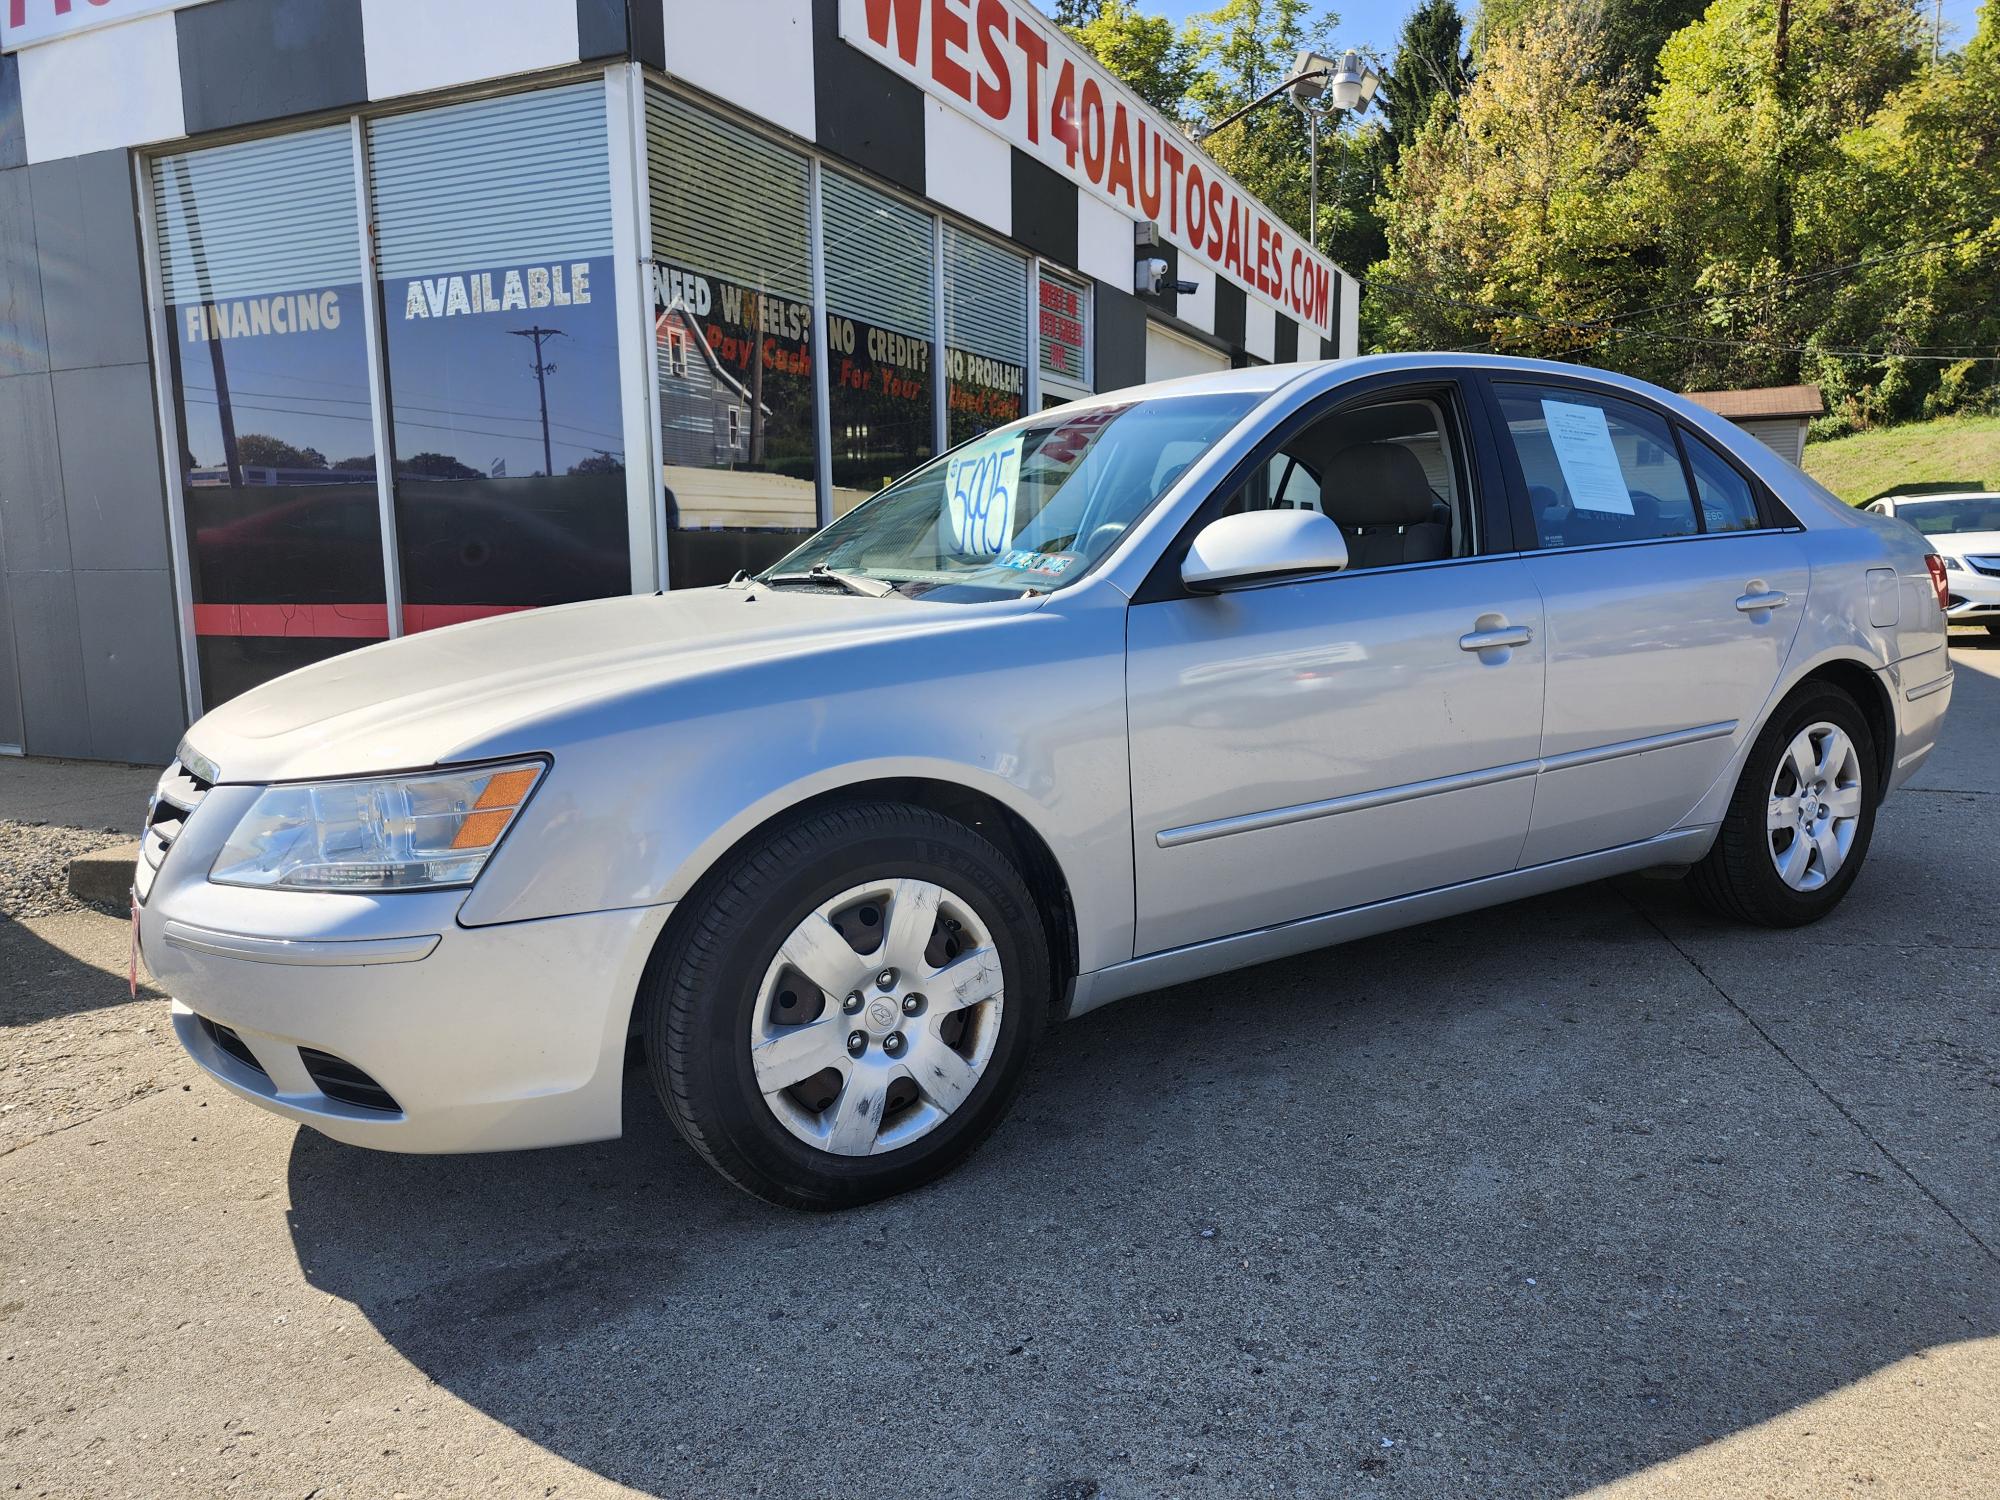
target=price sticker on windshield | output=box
[945,434,1022,558]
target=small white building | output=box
[1684,385,1825,466]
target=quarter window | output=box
[1497,384,1698,547]
[1684,430,1762,532]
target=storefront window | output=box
[1038,268,1093,408]
[822,171,935,516]
[153,127,387,706]
[368,82,629,631]
[943,227,1028,446]
[647,91,819,586]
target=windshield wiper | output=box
[760,565,901,598]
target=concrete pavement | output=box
[1,641,1995,1498]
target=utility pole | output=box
[508,324,566,477]
[1934,0,1945,63]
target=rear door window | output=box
[1496,384,1698,548]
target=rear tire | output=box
[640,800,1048,1209]
[1685,683,1878,928]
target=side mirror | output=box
[1181,509,1349,592]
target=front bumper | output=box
[138,778,673,1154]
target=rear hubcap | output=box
[1766,722,1862,892]
[748,878,1005,1156]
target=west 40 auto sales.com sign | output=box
[2,0,214,50]
[841,0,1339,340]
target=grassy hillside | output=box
[1803,412,2000,506]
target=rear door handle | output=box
[1736,589,1789,614]
[1459,625,1533,652]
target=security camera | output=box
[1172,278,1199,295]
[1135,257,1170,295]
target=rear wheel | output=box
[1686,684,1878,927]
[640,801,1048,1209]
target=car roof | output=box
[1127,350,1760,408]
[1880,491,2000,504]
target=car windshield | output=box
[759,393,1259,599]
[1892,497,2000,535]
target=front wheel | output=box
[640,801,1049,1209]
[1685,684,1878,927]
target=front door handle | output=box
[1736,588,1789,614]
[1459,624,1533,652]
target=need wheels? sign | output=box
[840,0,1339,340]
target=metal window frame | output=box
[133,151,206,721]
[605,62,661,594]
[349,117,405,639]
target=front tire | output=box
[1685,683,1878,927]
[640,801,1049,1209]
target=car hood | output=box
[1931,530,2000,559]
[184,586,1040,783]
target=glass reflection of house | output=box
[657,305,767,468]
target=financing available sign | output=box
[840,0,1339,339]
[2,0,214,51]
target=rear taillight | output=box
[1924,554,1950,612]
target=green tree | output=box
[1380,0,1470,155]
[1639,0,1925,384]
[1475,0,1711,88]
[234,434,328,470]
[1370,1,1650,359]
[1798,0,2000,425]
[1064,0,1201,114]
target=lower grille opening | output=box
[298,1048,400,1113]
[199,1016,268,1079]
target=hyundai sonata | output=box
[137,354,1954,1207]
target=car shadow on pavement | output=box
[285,851,1999,1495]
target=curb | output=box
[68,842,141,908]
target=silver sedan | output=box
[137,354,1954,1207]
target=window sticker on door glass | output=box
[944,432,1022,557]
[1540,400,1634,515]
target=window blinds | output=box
[368,82,612,280]
[821,170,933,340]
[647,89,812,304]
[944,226,1028,367]
[154,126,359,303]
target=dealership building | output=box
[0,0,1360,763]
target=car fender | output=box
[456,593,1137,977]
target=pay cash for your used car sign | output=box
[842,0,1339,339]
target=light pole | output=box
[1289,50,1381,259]
[1198,49,1379,257]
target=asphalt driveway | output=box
[2,641,1995,1499]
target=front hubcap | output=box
[1767,722,1863,892]
[748,878,1005,1156]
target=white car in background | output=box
[1865,492,2000,636]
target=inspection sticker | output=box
[998,549,1077,577]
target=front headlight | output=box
[210,760,544,892]
[1940,554,1963,572]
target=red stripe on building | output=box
[193,603,532,638]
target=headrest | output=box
[1323,443,1437,529]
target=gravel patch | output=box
[0,820,131,918]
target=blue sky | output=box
[1132,0,1987,62]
